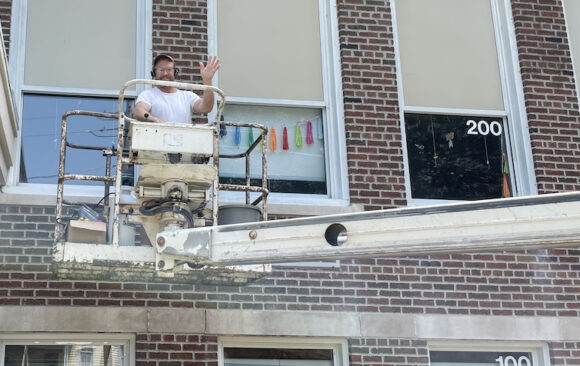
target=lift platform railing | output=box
[55,79,269,247]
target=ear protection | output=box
[151,54,179,77]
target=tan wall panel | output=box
[25,0,136,90]
[396,0,504,110]
[217,0,323,101]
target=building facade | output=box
[1,0,580,366]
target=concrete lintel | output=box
[0,306,148,333]
[147,308,205,333]
[205,309,361,337]
[361,313,580,341]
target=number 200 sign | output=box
[466,119,503,136]
[496,355,532,366]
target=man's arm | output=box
[193,56,221,114]
[133,101,165,123]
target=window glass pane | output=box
[21,94,132,185]
[4,345,126,366]
[405,113,512,200]
[25,0,137,90]
[224,347,333,366]
[219,105,327,194]
[564,0,580,94]
[430,351,533,366]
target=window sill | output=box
[0,183,363,218]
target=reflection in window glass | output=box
[430,351,533,366]
[219,105,327,194]
[405,113,512,200]
[224,347,333,366]
[4,345,125,366]
[21,94,132,185]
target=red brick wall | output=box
[348,338,429,366]
[511,0,580,194]
[2,205,580,316]
[152,0,210,85]
[136,334,218,366]
[338,0,406,210]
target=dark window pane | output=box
[21,94,132,185]
[405,113,512,200]
[430,351,533,365]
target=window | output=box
[209,0,348,202]
[219,337,348,366]
[0,335,132,366]
[7,0,150,190]
[564,0,580,102]
[394,0,536,204]
[428,341,549,366]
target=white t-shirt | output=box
[136,87,201,124]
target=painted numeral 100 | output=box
[495,355,532,366]
[466,119,503,136]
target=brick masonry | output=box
[511,0,580,194]
[1,0,580,365]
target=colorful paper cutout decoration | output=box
[248,127,254,146]
[283,127,289,150]
[234,126,241,145]
[295,124,303,148]
[306,120,314,145]
[270,127,277,151]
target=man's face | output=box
[154,59,176,81]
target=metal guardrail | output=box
[55,80,269,246]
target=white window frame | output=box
[0,333,135,366]
[428,340,550,366]
[218,336,349,366]
[3,0,151,200]
[563,0,580,110]
[207,0,350,211]
[393,0,537,206]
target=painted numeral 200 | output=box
[466,119,503,136]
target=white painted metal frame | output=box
[6,0,152,187]
[392,0,537,206]
[207,0,349,210]
[156,192,580,266]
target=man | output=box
[133,54,220,124]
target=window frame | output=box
[218,336,349,366]
[0,333,135,366]
[5,0,152,192]
[428,340,550,366]
[563,0,580,109]
[393,0,537,206]
[207,0,350,209]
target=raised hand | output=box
[199,56,220,85]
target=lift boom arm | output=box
[155,192,580,267]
